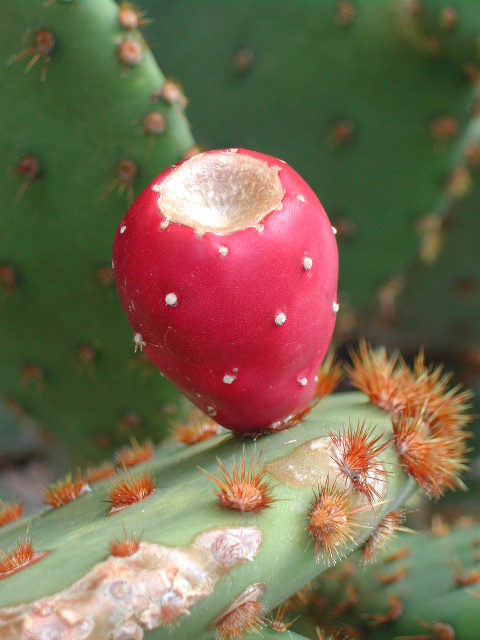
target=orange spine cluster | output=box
[0,535,46,580]
[216,601,265,640]
[107,468,156,514]
[0,500,23,527]
[115,437,154,468]
[42,470,90,508]
[329,420,389,503]
[205,451,275,513]
[347,341,472,500]
[174,414,223,445]
[307,478,360,565]
[361,510,407,565]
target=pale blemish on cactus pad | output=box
[0,527,262,639]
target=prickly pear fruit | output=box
[113,148,338,433]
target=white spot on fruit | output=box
[133,332,146,352]
[332,226,338,235]
[219,246,229,257]
[298,377,308,387]
[303,257,313,271]
[296,194,306,203]
[151,184,162,193]
[165,293,178,307]
[223,374,236,385]
[333,302,340,313]
[160,219,169,230]
[275,312,286,326]
[120,225,127,234]
[207,406,217,417]
[228,148,239,153]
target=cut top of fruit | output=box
[155,150,284,236]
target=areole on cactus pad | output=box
[113,149,339,433]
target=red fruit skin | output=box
[113,149,338,433]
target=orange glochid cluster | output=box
[7,29,55,81]
[367,595,404,627]
[393,412,469,500]
[174,414,223,445]
[315,628,351,640]
[329,420,389,504]
[109,527,142,558]
[85,461,116,485]
[346,340,472,500]
[206,450,275,514]
[268,603,294,632]
[312,351,344,404]
[42,470,90,508]
[307,477,369,565]
[215,601,265,640]
[107,468,156,515]
[345,341,412,417]
[361,510,407,565]
[104,159,138,204]
[0,500,23,528]
[0,534,47,580]
[115,437,154,468]
[118,2,150,31]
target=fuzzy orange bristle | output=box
[315,629,349,640]
[115,437,154,468]
[383,547,410,563]
[313,352,344,402]
[410,351,473,436]
[268,603,294,632]
[42,470,90,508]
[361,510,407,565]
[393,413,469,500]
[308,478,363,565]
[205,451,275,513]
[0,535,46,579]
[284,582,317,609]
[330,583,359,617]
[376,567,408,585]
[216,601,264,640]
[345,340,413,417]
[367,595,404,626]
[85,462,116,484]
[107,468,155,514]
[330,421,389,503]
[0,500,23,527]
[452,559,480,587]
[118,2,150,30]
[175,416,222,445]
[109,528,142,557]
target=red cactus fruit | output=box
[113,149,338,433]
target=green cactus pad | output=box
[0,393,413,639]
[363,113,480,352]
[0,0,194,462]
[397,0,480,68]
[312,519,480,639]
